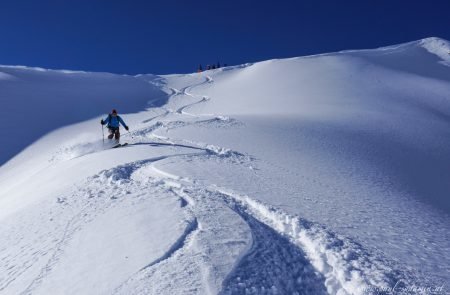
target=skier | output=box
[100,109,129,142]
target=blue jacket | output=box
[103,114,127,129]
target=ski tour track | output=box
[0,75,423,295]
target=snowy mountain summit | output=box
[1,38,449,295]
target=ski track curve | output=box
[219,200,328,295]
[0,153,204,295]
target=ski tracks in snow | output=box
[122,73,422,294]
[0,73,427,294]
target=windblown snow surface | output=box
[1,37,450,294]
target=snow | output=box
[1,37,450,294]
[0,65,166,166]
[420,37,450,66]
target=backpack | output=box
[107,114,121,123]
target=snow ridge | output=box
[420,37,450,65]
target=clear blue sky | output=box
[0,0,449,75]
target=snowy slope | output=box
[0,66,166,167]
[1,37,450,294]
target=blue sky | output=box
[0,0,449,75]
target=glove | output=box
[100,119,104,125]
[125,126,129,131]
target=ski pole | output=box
[127,130,134,139]
[102,125,105,144]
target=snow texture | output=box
[1,38,449,295]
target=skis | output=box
[112,142,128,148]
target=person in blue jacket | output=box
[101,109,129,141]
